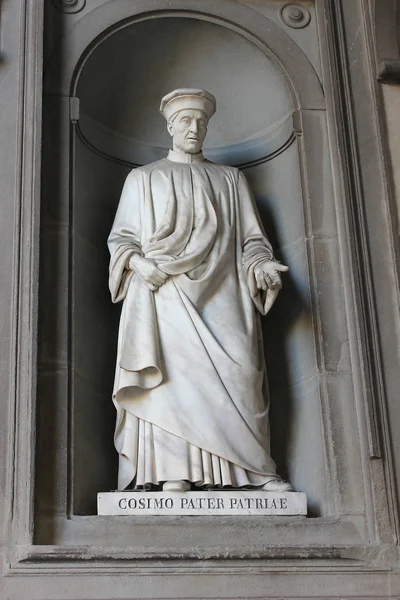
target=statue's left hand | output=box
[254,260,289,291]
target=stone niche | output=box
[67,15,323,516]
[32,0,389,569]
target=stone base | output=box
[97,490,307,516]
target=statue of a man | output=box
[108,89,292,493]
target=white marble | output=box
[98,491,307,516]
[107,89,291,492]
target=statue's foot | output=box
[163,480,191,492]
[262,478,293,492]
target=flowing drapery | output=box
[108,153,280,489]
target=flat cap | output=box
[160,88,216,121]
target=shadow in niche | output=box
[256,197,314,511]
[70,130,129,515]
[35,37,68,543]
[34,4,73,541]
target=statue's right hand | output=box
[128,254,168,291]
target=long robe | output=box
[108,150,280,490]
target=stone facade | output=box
[1,1,400,598]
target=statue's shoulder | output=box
[204,160,242,179]
[204,159,237,171]
[128,158,169,178]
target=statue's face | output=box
[168,109,208,154]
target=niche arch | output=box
[45,0,324,108]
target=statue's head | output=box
[160,88,216,155]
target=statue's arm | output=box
[237,170,288,315]
[108,171,143,303]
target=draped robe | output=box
[108,150,281,490]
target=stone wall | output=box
[1,1,400,598]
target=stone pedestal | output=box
[98,490,307,516]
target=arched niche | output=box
[39,2,355,526]
[75,17,294,167]
[68,14,327,516]
[45,0,324,109]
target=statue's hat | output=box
[160,88,216,121]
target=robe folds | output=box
[108,151,280,490]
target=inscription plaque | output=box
[98,491,307,516]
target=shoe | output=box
[163,480,191,492]
[262,478,293,492]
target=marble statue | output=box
[108,88,292,493]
